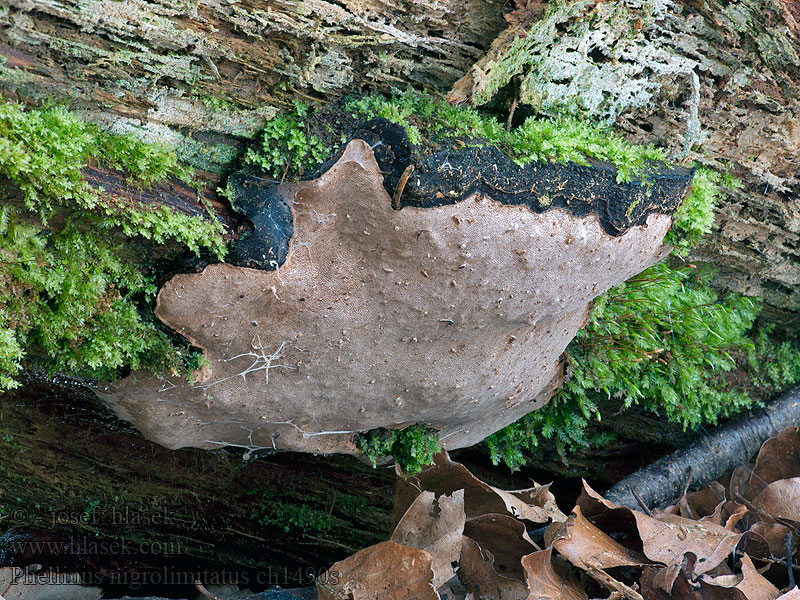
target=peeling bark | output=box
[0,0,507,172]
[3,0,798,314]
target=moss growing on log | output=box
[485,262,766,470]
[243,101,331,180]
[345,90,668,182]
[664,167,740,256]
[0,99,227,389]
[0,100,226,253]
[450,0,700,128]
[486,262,800,471]
[354,425,441,476]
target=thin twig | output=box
[630,486,653,516]
[393,165,414,209]
[681,467,694,498]
[195,581,224,600]
[506,76,519,130]
[585,566,644,600]
[732,548,800,572]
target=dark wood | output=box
[0,375,394,595]
[604,385,800,510]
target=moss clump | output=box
[258,501,335,535]
[665,167,739,256]
[244,101,330,180]
[748,326,800,393]
[0,101,226,255]
[0,99,226,389]
[346,90,667,182]
[355,424,441,476]
[486,263,765,470]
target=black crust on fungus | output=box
[228,118,694,271]
[226,167,294,270]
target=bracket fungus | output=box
[99,125,693,456]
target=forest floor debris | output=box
[318,428,800,599]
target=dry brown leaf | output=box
[551,506,648,600]
[316,540,437,600]
[464,513,539,579]
[744,427,800,501]
[459,535,529,600]
[699,554,781,600]
[745,522,794,559]
[577,482,741,578]
[0,568,102,600]
[394,451,566,527]
[521,547,587,600]
[668,482,747,532]
[730,464,755,500]
[628,509,740,577]
[751,477,800,522]
[552,506,648,571]
[678,481,727,521]
[738,529,774,563]
[641,552,712,600]
[391,490,466,588]
[720,501,749,531]
[640,563,682,598]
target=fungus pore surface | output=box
[99,139,684,455]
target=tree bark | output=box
[0,375,395,593]
[613,0,800,319]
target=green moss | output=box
[748,326,800,392]
[486,262,764,470]
[0,99,227,389]
[346,90,667,182]
[666,167,740,256]
[245,485,337,535]
[261,502,335,535]
[0,101,226,256]
[244,101,330,180]
[355,424,441,476]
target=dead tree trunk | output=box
[2,0,797,311]
[0,376,395,594]
[1,0,799,589]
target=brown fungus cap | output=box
[98,140,675,455]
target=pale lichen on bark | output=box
[451,0,800,314]
[0,0,507,170]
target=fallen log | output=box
[0,375,395,597]
[604,384,800,510]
